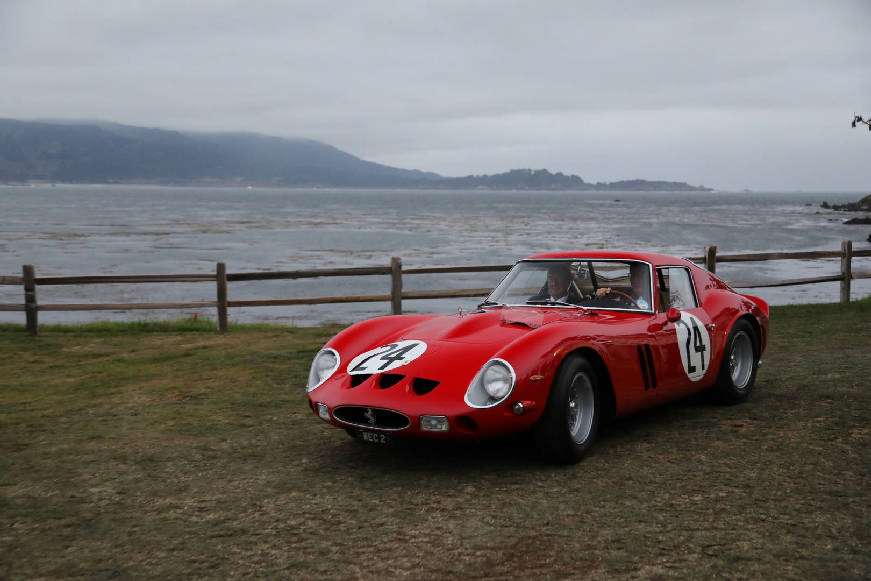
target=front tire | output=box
[711,319,758,404]
[534,354,600,464]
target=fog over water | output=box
[1,185,869,326]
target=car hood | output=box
[397,307,584,345]
[329,306,644,385]
[321,306,643,409]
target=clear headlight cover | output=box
[483,362,513,399]
[307,348,339,391]
[465,359,516,408]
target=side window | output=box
[656,267,698,312]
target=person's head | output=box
[547,265,571,299]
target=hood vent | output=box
[412,378,439,395]
[347,373,439,395]
[350,374,372,387]
[379,374,404,389]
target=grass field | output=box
[1,302,869,580]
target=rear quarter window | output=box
[656,267,699,311]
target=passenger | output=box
[530,264,583,303]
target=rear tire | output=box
[711,319,758,404]
[534,354,600,464]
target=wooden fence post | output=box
[841,240,852,303]
[216,262,228,332]
[704,245,717,274]
[390,257,402,315]
[23,264,38,336]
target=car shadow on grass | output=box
[314,391,719,472]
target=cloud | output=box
[1,0,869,190]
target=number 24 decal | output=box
[347,340,428,375]
[673,312,711,382]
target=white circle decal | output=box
[673,312,711,381]
[347,340,427,375]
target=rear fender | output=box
[702,291,769,365]
[738,294,769,357]
[740,293,770,320]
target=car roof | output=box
[522,250,696,267]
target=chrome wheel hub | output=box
[567,372,595,444]
[729,331,754,389]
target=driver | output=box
[594,262,651,309]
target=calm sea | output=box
[1,185,869,326]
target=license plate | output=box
[357,430,392,445]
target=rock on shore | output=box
[820,194,871,241]
[820,194,871,212]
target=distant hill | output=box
[0,119,438,187]
[435,168,710,191]
[0,119,711,191]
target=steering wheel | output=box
[600,289,639,308]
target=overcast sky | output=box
[1,0,869,191]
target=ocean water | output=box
[1,185,869,326]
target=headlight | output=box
[483,362,513,399]
[307,348,339,391]
[465,359,516,408]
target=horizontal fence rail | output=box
[2,241,869,335]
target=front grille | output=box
[333,406,411,430]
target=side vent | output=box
[644,345,657,389]
[637,346,649,391]
[637,345,657,390]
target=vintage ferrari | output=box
[306,251,769,463]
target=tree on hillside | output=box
[851,114,870,131]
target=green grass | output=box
[1,303,870,580]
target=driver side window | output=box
[656,267,698,312]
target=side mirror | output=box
[666,307,682,324]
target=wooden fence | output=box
[2,241,869,336]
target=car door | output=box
[649,266,715,398]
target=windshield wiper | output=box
[526,299,586,309]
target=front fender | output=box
[323,314,437,358]
[485,320,614,419]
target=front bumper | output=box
[308,373,543,439]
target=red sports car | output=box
[306,251,769,463]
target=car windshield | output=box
[485,259,654,312]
